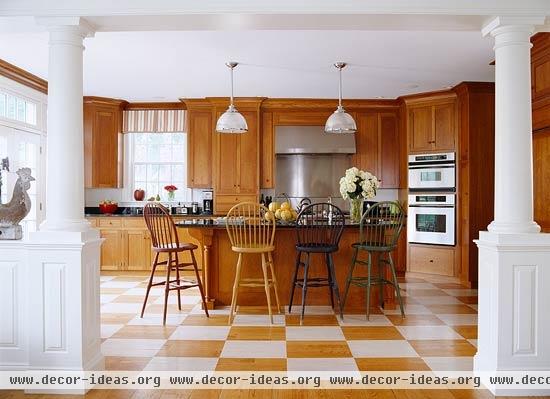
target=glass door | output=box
[0,125,43,239]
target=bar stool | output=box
[289,202,345,324]
[342,201,406,320]
[141,203,209,325]
[226,202,281,325]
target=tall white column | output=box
[485,18,541,234]
[475,16,550,397]
[40,18,92,232]
[23,18,103,393]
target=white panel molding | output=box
[513,265,537,355]
[42,262,66,352]
[0,261,18,347]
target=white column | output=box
[484,18,541,234]
[40,18,92,232]
[23,18,103,393]
[475,16,550,397]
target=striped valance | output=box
[122,109,186,133]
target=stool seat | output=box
[351,241,392,251]
[154,242,198,252]
[296,243,338,253]
[232,245,275,254]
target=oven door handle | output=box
[408,165,456,170]
[408,205,455,208]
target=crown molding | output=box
[0,58,47,94]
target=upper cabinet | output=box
[84,97,127,188]
[210,98,264,214]
[532,33,550,132]
[183,99,213,188]
[406,95,457,154]
[353,111,400,188]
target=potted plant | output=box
[164,185,178,201]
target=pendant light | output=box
[216,61,248,134]
[325,62,357,134]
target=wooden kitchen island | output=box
[182,222,399,312]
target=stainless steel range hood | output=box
[275,126,356,154]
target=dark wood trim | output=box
[453,82,495,95]
[125,102,185,110]
[400,89,457,104]
[261,98,399,110]
[0,59,48,94]
[83,96,128,108]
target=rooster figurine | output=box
[0,167,35,240]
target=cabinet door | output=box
[100,229,124,271]
[238,110,259,194]
[354,113,379,176]
[409,106,434,153]
[434,103,456,151]
[260,111,274,188]
[126,230,152,271]
[187,110,212,188]
[379,113,399,188]
[215,130,239,194]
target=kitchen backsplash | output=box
[85,188,204,207]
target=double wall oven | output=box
[407,152,456,246]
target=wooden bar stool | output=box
[141,203,209,325]
[342,201,406,320]
[226,202,281,324]
[289,202,345,324]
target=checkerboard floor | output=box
[100,273,478,373]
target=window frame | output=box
[124,132,191,203]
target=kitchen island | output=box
[182,222,400,311]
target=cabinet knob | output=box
[429,259,434,263]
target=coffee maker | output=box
[203,190,213,215]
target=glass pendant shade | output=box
[325,62,357,134]
[216,62,248,134]
[325,105,357,134]
[216,104,248,133]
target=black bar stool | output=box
[288,202,345,324]
[342,201,406,320]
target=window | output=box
[0,125,42,239]
[130,132,190,202]
[0,90,38,126]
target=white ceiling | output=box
[0,29,496,101]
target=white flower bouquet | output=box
[339,167,380,223]
[339,167,380,200]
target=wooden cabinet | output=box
[407,95,457,154]
[99,229,125,270]
[532,34,550,232]
[353,112,399,188]
[126,229,152,271]
[211,99,263,214]
[84,97,127,188]
[183,100,213,188]
[260,111,275,188]
[408,245,456,277]
[90,217,205,271]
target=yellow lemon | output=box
[268,201,280,212]
[264,212,274,222]
[281,209,293,221]
[275,209,283,220]
[280,201,291,210]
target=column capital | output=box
[35,16,95,39]
[482,15,546,37]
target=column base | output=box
[26,229,103,372]
[487,220,541,234]
[474,231,550,396]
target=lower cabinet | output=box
[407,244,456,277]
[99,229,125,271]
[89,217,203,272]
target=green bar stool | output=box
[342,201,406,320]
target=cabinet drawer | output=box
[87,218,98,228]
[215,194,258,215]
[98,218,123,228]
[408,245,455,276]
[123,218,147,229]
